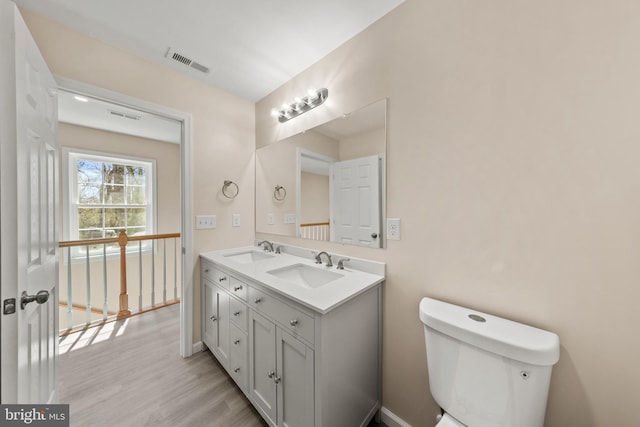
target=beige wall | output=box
[21,9,256,344]
[257,1,640,426]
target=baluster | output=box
[102,243,108,321]
[138,240,143,311]
[151,240,156,306]
[163,238,167,304]
[66,247,72,330]
[173,238,178,301]
[85,245,91,325]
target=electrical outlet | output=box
[232,213,241,227]
[267,213,275,225]
[387,218,401,240]
[196,215,216,230]
[284,213,296,224]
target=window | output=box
[65,149,155,257]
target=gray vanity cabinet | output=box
[249,311,314,427]
[201,255,381,427]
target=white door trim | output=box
[54,76,194,357]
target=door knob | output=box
[371,233,378,239]
[21,290,49,310]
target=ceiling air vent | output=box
[165,47,211,74]
[108,110,140,121]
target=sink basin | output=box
[224,250,274,264]
[267,264,343,289]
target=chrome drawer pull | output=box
[290,319,299,327]
[234,367,240,373]
[234,339,241,345]
[219,277,227,282]
[210,315,217,322]
[254,297,262,304]
[234,285,243,291]
[234,311,241,316]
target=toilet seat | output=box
[435,413,466,427]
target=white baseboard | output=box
[381,406,412,427]
[192,341,203,354]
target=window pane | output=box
[104,208,126,228]
[77,160,103,185]
[78,207,103,230]
[78,183,102,204]
[127,226,146,237]
[103,163,125,185]
[128,208,146,227]
[104,184,125,204]
[79,229,104,240]
[127,166,146,186]
[127,186,146,204]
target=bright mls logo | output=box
[0,405,69,426]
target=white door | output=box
[330,155,382,248]
[0,2,59,403]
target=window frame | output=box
[62,147,157,259]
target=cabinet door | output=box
[206,282,230,367]
[202,281,216,349]
[277,329,315,427]
[250,311,277,425]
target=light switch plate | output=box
[267,213,275,225]
[232,213,241,227]
[196,215,216,229]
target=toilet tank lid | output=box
[419,297,560,366]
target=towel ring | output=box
[222,180,239,199]
[274,185,287,201]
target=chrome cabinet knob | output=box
[267,371,275,378]
[254,297,262,304]
[219,277,227,282]
[210,315,217,322]
[204,269,210,273]
[233,311,241,317]
[234,339,241,345]
[273,376,282,384]
[234,367,240,373]
[289,319,299,327]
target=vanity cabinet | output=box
[201,255,382,427]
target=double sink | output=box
[223,249,343,289]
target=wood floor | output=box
[58,304,386,427]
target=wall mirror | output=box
[256,99,387,248]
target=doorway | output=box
[56,77,194,358]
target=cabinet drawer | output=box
[229,277,248,301]
[229,324,248,392]
[248,287,314,344]
[202,264,229,290]
[229,296,248,332]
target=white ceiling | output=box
[15,0,404,102]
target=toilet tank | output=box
[419,298,560,427]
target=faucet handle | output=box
[336,258,350,270]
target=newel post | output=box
[117,229,131,318]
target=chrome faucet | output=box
[258,240,274,252]
[314,251,333,267]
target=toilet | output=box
[419,297,560,427]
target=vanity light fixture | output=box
[270,88,329,123]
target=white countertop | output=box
[200,245,385,314]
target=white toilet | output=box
[419,297,560,427]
